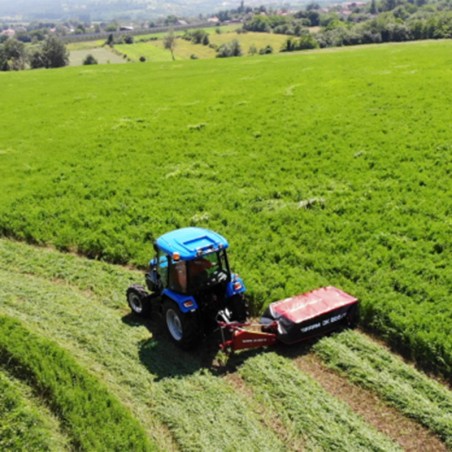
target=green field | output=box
[68,47,127,66]
[114,30,289,62]
[0,238,450,449]
[0,40,450,377]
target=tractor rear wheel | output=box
[127,284,151,317]
[163,300,199,349]
[229,294,249,322]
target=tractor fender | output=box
[162,288,198,313]
[226,274,246,298]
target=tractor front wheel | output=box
[163,300,199,349]
[127,284,151,317]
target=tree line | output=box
[0,35,68,70]
[242,0,451,50]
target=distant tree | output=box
[248,44,258,55]
[202,34,210,46]
[306,2,321,11]
[298,34,319,49]
[0,45,7,70]
[217,10,231,22]
[29,48,46,68]
[83,54,98,65]
[165,15,178,26]
[40,35,69,68]
[370,0,378,15]
[75,25,86,34]
[259,45,273,54]
[139,56,146,62]
[105,22,118,32]
[244,16,271,32]
[0,38,26,70]
[307,10,320,26]
[281,37,297,52]
[230,39,242,56]
[163,30,176,60]
[216,40,242,58]
[123,35,134,44]
[106,34,114,47]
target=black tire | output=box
[126,284,151,317]
[163,300,200,349]
[229,294,249,322]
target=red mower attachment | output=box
[218,321,278,353]
[218,286,358,353]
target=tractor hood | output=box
[156,227,229,260]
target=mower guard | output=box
[264,286,358,344]
[219,286,358,352]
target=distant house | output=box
[120,26,134,31]
[1,28,15,37]
[208,17,220,24]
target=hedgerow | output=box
[0,316,155,451]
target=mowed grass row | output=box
[313,330,452,447]
[0,368,69,451]
[0,41,450,378]
[0,240,283,450]
[239,352,400,451]
[2,238,448,449]
[0,315,155,451]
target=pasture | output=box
[115,29,289,62]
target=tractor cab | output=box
[146,227,244,296]
[136,228,247,348]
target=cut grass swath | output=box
[154,371,285,452]
[0,369,69,451]
[0,315,155,451]
[239,352,401,451]
[313,330,452,447]
[0,245,285,451]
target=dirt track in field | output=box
[292,353,447,451]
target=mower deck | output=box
[219,286,358,352]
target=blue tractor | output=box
[126,227,248,348]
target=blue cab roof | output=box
[155,227,229,260]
